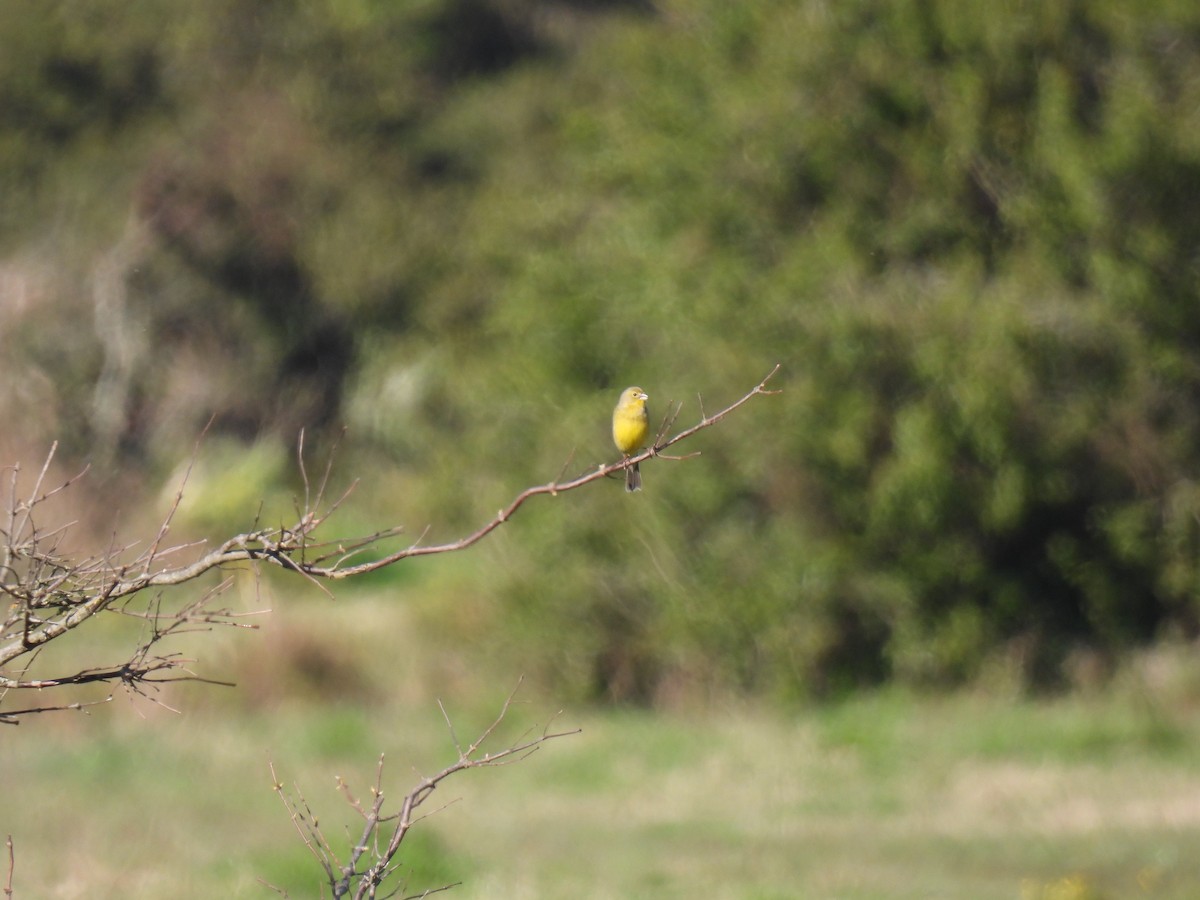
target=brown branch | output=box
[270,681,579,899]
[0,695,113,724]
[351,690,577,898]
[0,365,782,708]
[299,362,783,580]
[0,569,253,708]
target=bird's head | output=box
[621,387,648,407]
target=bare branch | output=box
[0,366,781,716]
[270,683,578,899]
[0,695,112,725]
[297,363,783,580]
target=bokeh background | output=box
[3,1,1200,897]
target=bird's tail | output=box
[625,461,642,492]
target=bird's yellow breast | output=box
[612,388,649,455]
[613,413,648,455]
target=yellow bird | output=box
[612,386,650,492]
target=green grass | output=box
[4,603,1200,898]
[5,692,1199,898]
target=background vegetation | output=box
[5,0,1200,702]
[3,1,1200,892]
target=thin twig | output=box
[270,758,339,883]
[143,418,212,576]
[550,448,576,495]
[0,695,112,724]
[437,699,463,757]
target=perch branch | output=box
[0,366,782,711]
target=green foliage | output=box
[4,0,1200,700]
[0,2,170,229]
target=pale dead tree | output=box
[265,681,578,899]
[0,365,782,722]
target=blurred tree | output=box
[3,0,1200,700]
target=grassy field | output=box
[3,598,1199,899]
